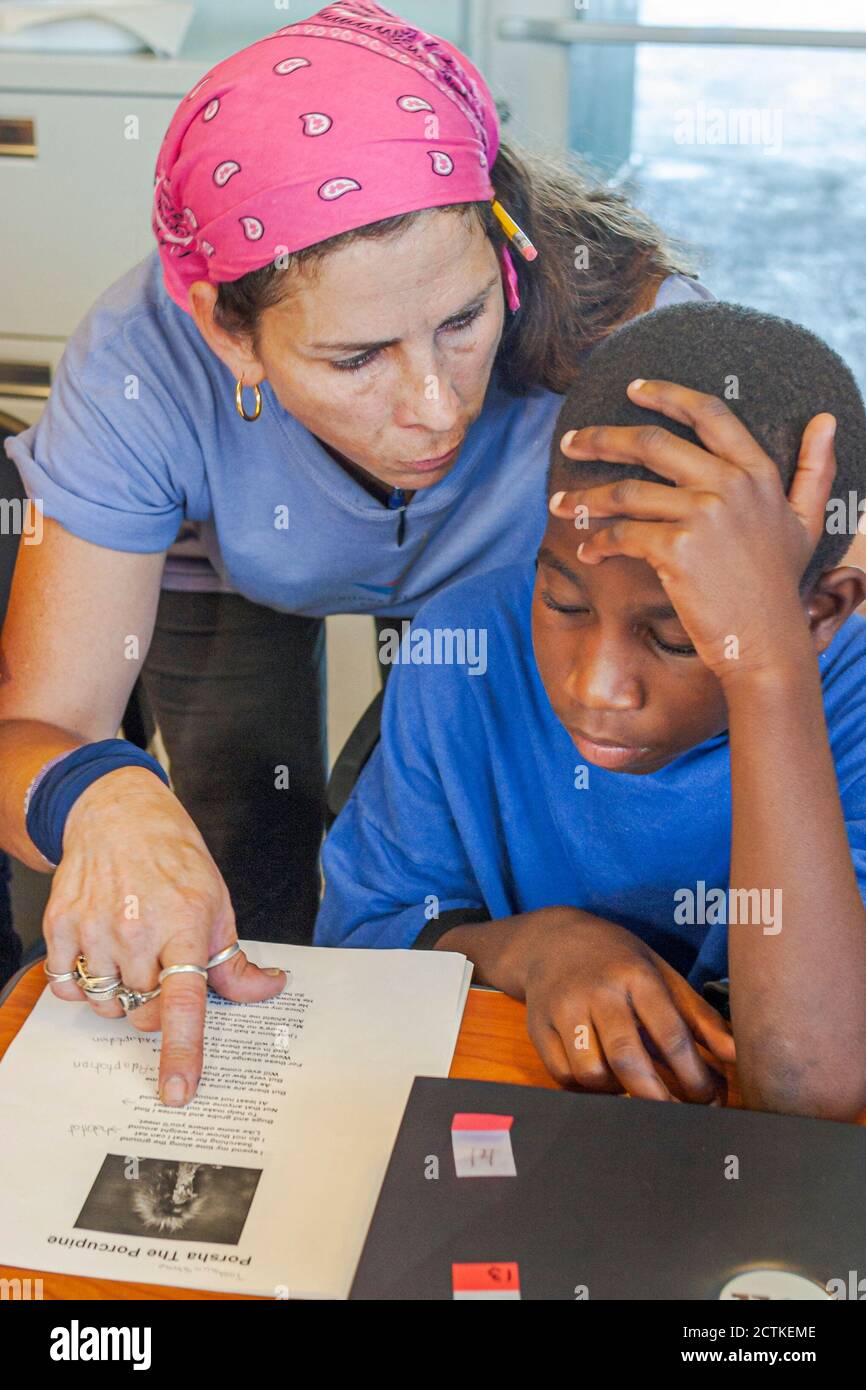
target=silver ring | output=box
[158,964,209,985]
[117,985,162,1013]
[59,948,245,1011]
[43,962,79,983]
[206,942,242,970]
[83,978,123,1000]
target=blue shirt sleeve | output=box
[315,658,487,949]
[4,346,188,553]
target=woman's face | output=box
[195,209,506,493]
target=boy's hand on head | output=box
[552,382,838,687]
[518,908,735,1103]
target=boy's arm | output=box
[724,656,866,1120]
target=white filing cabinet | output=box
[0,89,177,339]
[0,45,228,414]
[0,41,381,767]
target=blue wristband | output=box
[25,739,171,868]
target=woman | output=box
[0,2,709,1101]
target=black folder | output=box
[350,1077,866,1300]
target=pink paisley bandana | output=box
[152,1,521,314]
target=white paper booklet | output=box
[0,942,472,1298]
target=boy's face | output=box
[532,507,729,774]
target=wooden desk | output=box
[0,960,740,1301]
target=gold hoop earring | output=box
[235,379,263,422]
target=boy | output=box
[315,302,866,1121]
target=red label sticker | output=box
[451,1113,514,1132]
[452,1262,521,1296]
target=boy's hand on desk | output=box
[555,382,837,685]
[518,908,735,1103]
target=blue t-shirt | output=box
[315,562,866,991]
[4,251,711,617]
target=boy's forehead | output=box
[538,514,674,608]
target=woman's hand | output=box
[42,766,287,1106]
[515,907,735,1101]
[552,382,838,686]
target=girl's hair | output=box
[213,141,694,397]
